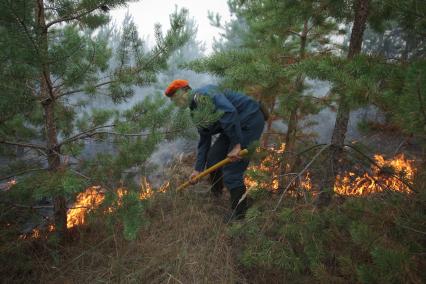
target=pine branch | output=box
[45,1,108,29]
[42,69,56,101]
[0,140,47,150]
[56,25,179,99]
[56,80,114,99]
[56,46,167,99]
[5,2,40,57]
[1,202,53,209]
[287,29,302,37]
[53,43,97,90]
[60,128,181,147]
[0,168,47,181]
[93,130,180,137]
[57,124,116,147]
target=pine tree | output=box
[318,0,371,205]
[0,0,190,240]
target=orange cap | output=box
[164,79,189,97]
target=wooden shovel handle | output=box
[176,149,249,192]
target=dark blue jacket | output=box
[190,85,260,171]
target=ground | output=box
[5,184,251,283]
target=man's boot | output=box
[226,185,248,222]
[209,170,224,197]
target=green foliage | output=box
[381,60,426,136]
[230,191,425,283]
[191,95,224,128]
[3,170,88,204]
[115,192,147,241]
[294,54,395,107]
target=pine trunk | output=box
[36,0,68,239]
[278,20,308,191]
[261,96,276,147]
[319,0,370,206]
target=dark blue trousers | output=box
[206,109,265,191]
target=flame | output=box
[66,177,170,229]
[0,179,17,192]
[158,181,170,193]
[62,151,416,231]
[301,172,312,191]
[334,154,414,196]
[245,143,285,190]
[67,186,105,228]
[17,176,170,239]
[139,177,154,200]
[246,145,415,196]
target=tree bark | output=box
[261,95,276,147]
[36,0,68,240]
[319,0,370,206]
[347,0,370,60]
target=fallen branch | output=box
[274,144,330,211]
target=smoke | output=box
[71,18,219,180]
[145,138,197,188]
[272,79,384,144]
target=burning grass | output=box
[1,187,246,283]
[245,143,416,196]
[334,153,415,195]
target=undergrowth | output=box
[229,174,426,283]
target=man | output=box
[165,79,265,220]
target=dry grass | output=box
[1,153,249,283]
[25,186,246,284]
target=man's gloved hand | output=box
[227,143,242,162]
[189,170,200,184]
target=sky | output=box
[110,0,232,54]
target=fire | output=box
[246,145,415,196]
[334,154,414,196]
[158,181,170,193]
[245,143,285,190]
[67,177,170,229]
[67,186,105,228]
[0,179,17,192]
[19,224,54,240]
[139,177,154,200]
[301,172,312,191]
[20,228,41,240]
[16,175,170,238]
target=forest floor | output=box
[2,167,255,283]
[45,188,246,283]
